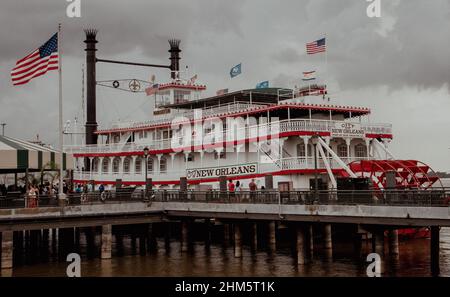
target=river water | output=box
[3,226,449,277]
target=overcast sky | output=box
[0,0,449,171]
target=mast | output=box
[168,39,181,79]
[84,29,98,146]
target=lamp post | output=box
[310,135,320,202]
[143,147,149,199]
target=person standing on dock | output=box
[236,181,242,201]
[228,180,235,202]
[249,179,257,202]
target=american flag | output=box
[11,33,59,86]
[145,83,159,96]
[306,38,326,55]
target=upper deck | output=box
[95,88,371,135]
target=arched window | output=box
[296,143,305,157]
[296,143,312,157]
[355,144,367,158]
[337,144,348,158]
[135,157,142,174]
[147,158,154,173]
[92,158,100,172]
[160,157,167,173]
[112,157,121,173]
[123,157,131,174]
[102,158,110,173]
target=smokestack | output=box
[84,29,98,145]
[168,39,181,79]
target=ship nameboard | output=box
[186,163,258,179]
[330,122,365,138]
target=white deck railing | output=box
[65,119,392,154]
[109,102,269,130]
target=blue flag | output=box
[255,80,269,89]
[230,63,242,78]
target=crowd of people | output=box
[227,179,264,192]
[226,179,266,202]
[1,177,269,207]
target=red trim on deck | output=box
[365,133,393,139]
[157,83,206,91]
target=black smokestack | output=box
[84,29,98,146]
[168,39,181,79]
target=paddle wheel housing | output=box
[343,159,441,190]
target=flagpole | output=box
[324,33,328,98]
[58,23,65,202]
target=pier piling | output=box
[252,223,258,249]
[101,225,112,259]
[147,223,157,252]
[388,229,399,256]
[234,223,242,258]
[204,219,211,247]
[181,221,188,252]
[430,226,440,276]
[296,225,306,265]
[223,223,230,245]
[1,231,13,269]
[323,224,332,259]
[268,221,276,252]
[373,230,384,255]
[308,224,314,259]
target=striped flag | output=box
[145,84,159,96]
[216,88,229,96]
[11,33,59,86]
[306,38,326,55]
[302,71,316,81]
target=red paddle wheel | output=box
[344,159,441,190]
[340,159,442,239]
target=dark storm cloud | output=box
[0,0,245,61]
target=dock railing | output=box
[1,188,449,209]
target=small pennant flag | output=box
[11,33,59,86]
[255,80,269,89]
[145,83,159,96]
[302,71,316,81]
[188,74,198,85]
[216,88,229,96]
[306,38,326,54]
[230,63,242,78]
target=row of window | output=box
[91,151,227,174]
[90,143,367,173]
[296,143,367,158]
[92,157,167,174]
